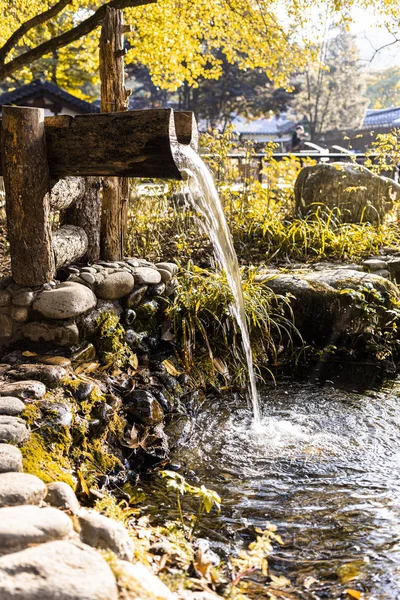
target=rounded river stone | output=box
[0,472,46,506]
[96,271,134,300]
[33,282,97,319]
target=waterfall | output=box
[178,146,261,424]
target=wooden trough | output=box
[0,106,198,286]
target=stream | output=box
[143,377,400,598]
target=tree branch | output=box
[0,0,72,64]
[0,0,156,80]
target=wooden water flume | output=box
[0,105,198,286]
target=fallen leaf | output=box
[39,356,71,367]
[22,351,38,357]
[270,574,291,588]
[337,562,364,584]
[345,589,362,599]
[162,359,182,377]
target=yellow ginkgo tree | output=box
[0,0,399,98]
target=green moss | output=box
[95,311,138,370]
[21,402,41,426]
[21,432,75,488]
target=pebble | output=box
[7,364,66,388]
[33,282,97,319]
[0,472,46,506]
[0,540,118,600]
[125,390,164,426]
[96,271,134,300]
[126,285,148,308]
[80,272,96,285]
[156,262,178,276]
[0,380,46,400]
[0,505,73,552]
[133,267,161,285]
[46,482,80,514]
[11,290,34,307]
[0,416,30,445]
[0,397,25,416]
[0,445,23,473]
[78,510,135,560]
[23,321,80,346]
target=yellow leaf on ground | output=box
[22,351,38,357]
[162,359,182,376]
[345,589,362,599]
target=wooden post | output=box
[1,106,55,285]
[99,7,131,261]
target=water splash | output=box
[179,146,261,423]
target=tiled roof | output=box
[361,106,400,129]
[0,79,98,113]
[232,114,295,135]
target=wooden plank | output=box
[0,109,187,178]
[1,106,55,285]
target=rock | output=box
[0,380,46,400]
[0,445,23,473]
[12,290,35,307]
[126,285,148,308]
[0,397,25,416]
[76,300,121,338]
[135,300,159,332]
[33,282,97,320]
[46,482,80,514]
[80,272,96,285]
[123,309,136,326]
[11,307,28,323]
[0,290,10,307]
[363,258,388,271]
[39,401,73,427]
[7,364,66,388]
[257,267,399,346]
[127,258,140,268]
[0,505,73,553]
[125,390,164,426]
[0,540,118,600]
[374,269,391,279]
[0,314,13,338]
[78,510,134,560]
[295,162,400,223]
[156,262,178,276]
[0,417,30,445]
[96,271,134,300]
[133,267,161,285]
[115,559,177,599]
[72,381,94,402]
[148,282,166,297]
[81,267,97,274]
[165,278,178,296]
[157,268,172,282]
[0,472,46,506]
[22,321,80,346]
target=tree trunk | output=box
[99,6,130,261]
[60,176,101,263]
[49,176,86,210]
[1,106,55,285]
[53,225,88,269]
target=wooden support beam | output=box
[60,177,101,263]
[53,225,89,269]
[49,176,86,210]
[99,6,130,261]
[174,111,199,150]
[1,106,55,285]
[0,109,198,179]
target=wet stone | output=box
[78,510,135,560]
[46,482,80,514]
[0,445,23,473]
[0,416,30,445]
[0,380,46,400]
[0,397,25,416]
[133,267,161,285]
[0,540,118,600]
[0,472,46,506]
[0,505,73,553]
[7,364,66,388]
[125,389,164,425]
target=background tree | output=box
[291,30,368,140]
[366,66,400,108]
[0,0,399,103]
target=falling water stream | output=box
[179,146,261,423]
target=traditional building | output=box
[0,79,98,117]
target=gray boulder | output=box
[0,397,25,416]
[295,162,400,223]
[46,482,80,514]
[78,509,134,561]
[0,473,46,507]
[0,417,30,445]
[0,540,118,600]
[0,505,73,553]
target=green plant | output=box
[160,470,221,540]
